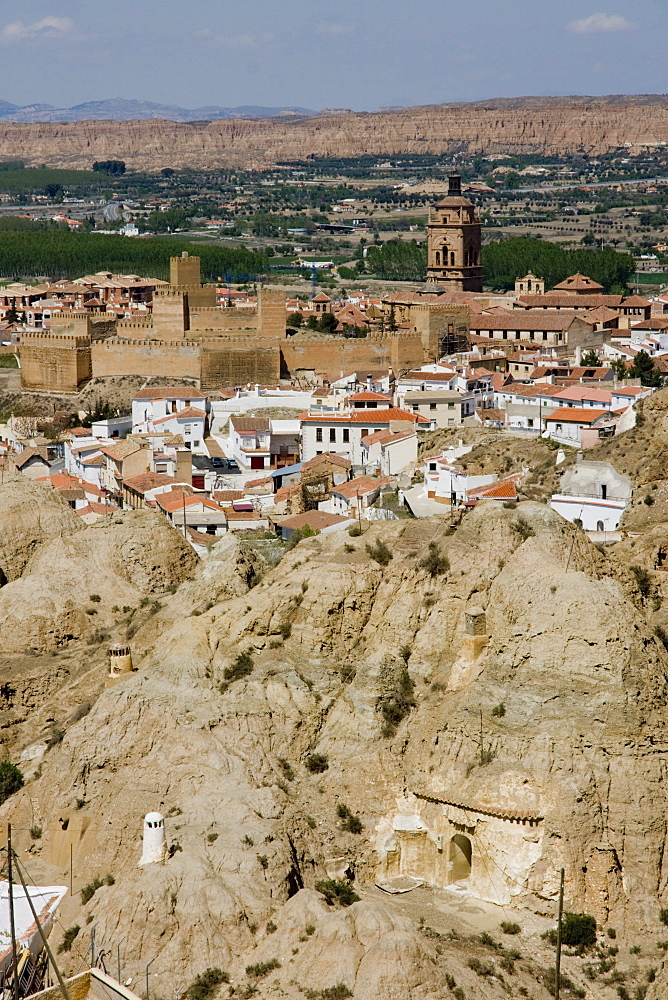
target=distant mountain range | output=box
[0,98,317,123]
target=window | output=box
[342,429,349,443]
[362,429,369,438]
[316,428,322,442]
[600,484,607,500]
[329,428,336,443]
[597,520,604,531]
[429,403,437,411]
[448,402,455,409]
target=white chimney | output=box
[366,374,373,392]
[139,812,167,866]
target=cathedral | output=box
[426,172,483,292]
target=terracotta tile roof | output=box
[123,472,178,493]
[67,426,93,437]
[472,310,588,332]
[362,428,415,446]
[500,381,558,398]
[332,475,391,499]
[133,386,206,400]
[213,490,244,502]
[348,391,392,402]
[225,509,266,520]
[100,440,143,461]
[77,501,117,516]
[311,292,331,302]
[13,447,50,468]
[156,489,218,513]
[553,386,612,403]
[516,293,623,309]
[277,510,351,531]
[231,416,270,432]
[468,473,522,501]
[300,407,425,425]
[478,408,506,423]
[153,406,206,425]
[301,452,351,471]
[275,483,303,502]
[245,476,272,488]
[546,407,610,424]
[552,273,604,292]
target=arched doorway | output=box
[596,520,604,532]
[449,834,472,883]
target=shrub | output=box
[279,621,292,639]
[315,986,352,1000]
[207,832,218,843]
[57,925,80,954]
[223,650,254,685]
[306,816,317,829]
[287,525,318,550]
[0,762,24,806]
[45,725,65,750]
[315,879,360,907]
[631,565,652,600]
[467,958,493,977]
[278,758,294,781]
[607,927,617,939]
[366,538,393,566]
[81,877,104,904]
[644,495,655,506]
[89,594,101,603]
[377,663,415,737]
[660,908,668,926]
[492,703,506,718]
[513,516,535,542]
[187,967,229,1000]
[561,911,597,948]
[336,803,363,833]
[258,854,268,869]
[500,921,521,934]
[266,920,277,934]
[348,525,362,537]
[30,825,42,840]
[245,959,281,978]
[242,834,255,847]
[418,542,450,578]
[305,753,329,773]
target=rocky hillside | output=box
[2,97,668,170]
[3,479,668,1000]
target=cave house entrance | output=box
[449,834,472,883]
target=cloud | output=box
[316,21,355,36]
[1,16,73,44]
[567,12,634,34]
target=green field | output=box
[0,168,101,194]
[633,271,668,286]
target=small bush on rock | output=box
[305,753,329,773]
[315,879,360,907]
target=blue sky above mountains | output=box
[0,0,665,113]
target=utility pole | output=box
[146,958,156,1000]
[356,489,362,533]
[7,825,19,1000]
[117,937,125,984]
[555,868,565,1000]
[13,852,70,1000]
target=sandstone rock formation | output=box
[2,98,668,170]
[3,494,668,998]
[0,476,197,653]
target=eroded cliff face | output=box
[2,99,668,170]
[3,499,668,999]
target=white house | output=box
[228,417,300,471]
[424,456,498,503]
[65,438,105,487]
[132,387,208,433]
[151,406,207,454]
[300,407,426,467]
[320,475,391,518]
[542,407,615,448]
[361,428,417,475]
[550,456,632,532]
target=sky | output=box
[0,0,666,111]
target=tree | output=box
[5,302,19,324]
[581,350,601,366]
[505,171,521,190]
[0,761,24,806]
[610,358,628,380]
[628,350,663,388]
[92,160,126,176]
[318,312,338,333]
[287,311,303,328]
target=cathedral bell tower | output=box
[426,173,483,292]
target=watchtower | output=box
[426,173,483,292]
